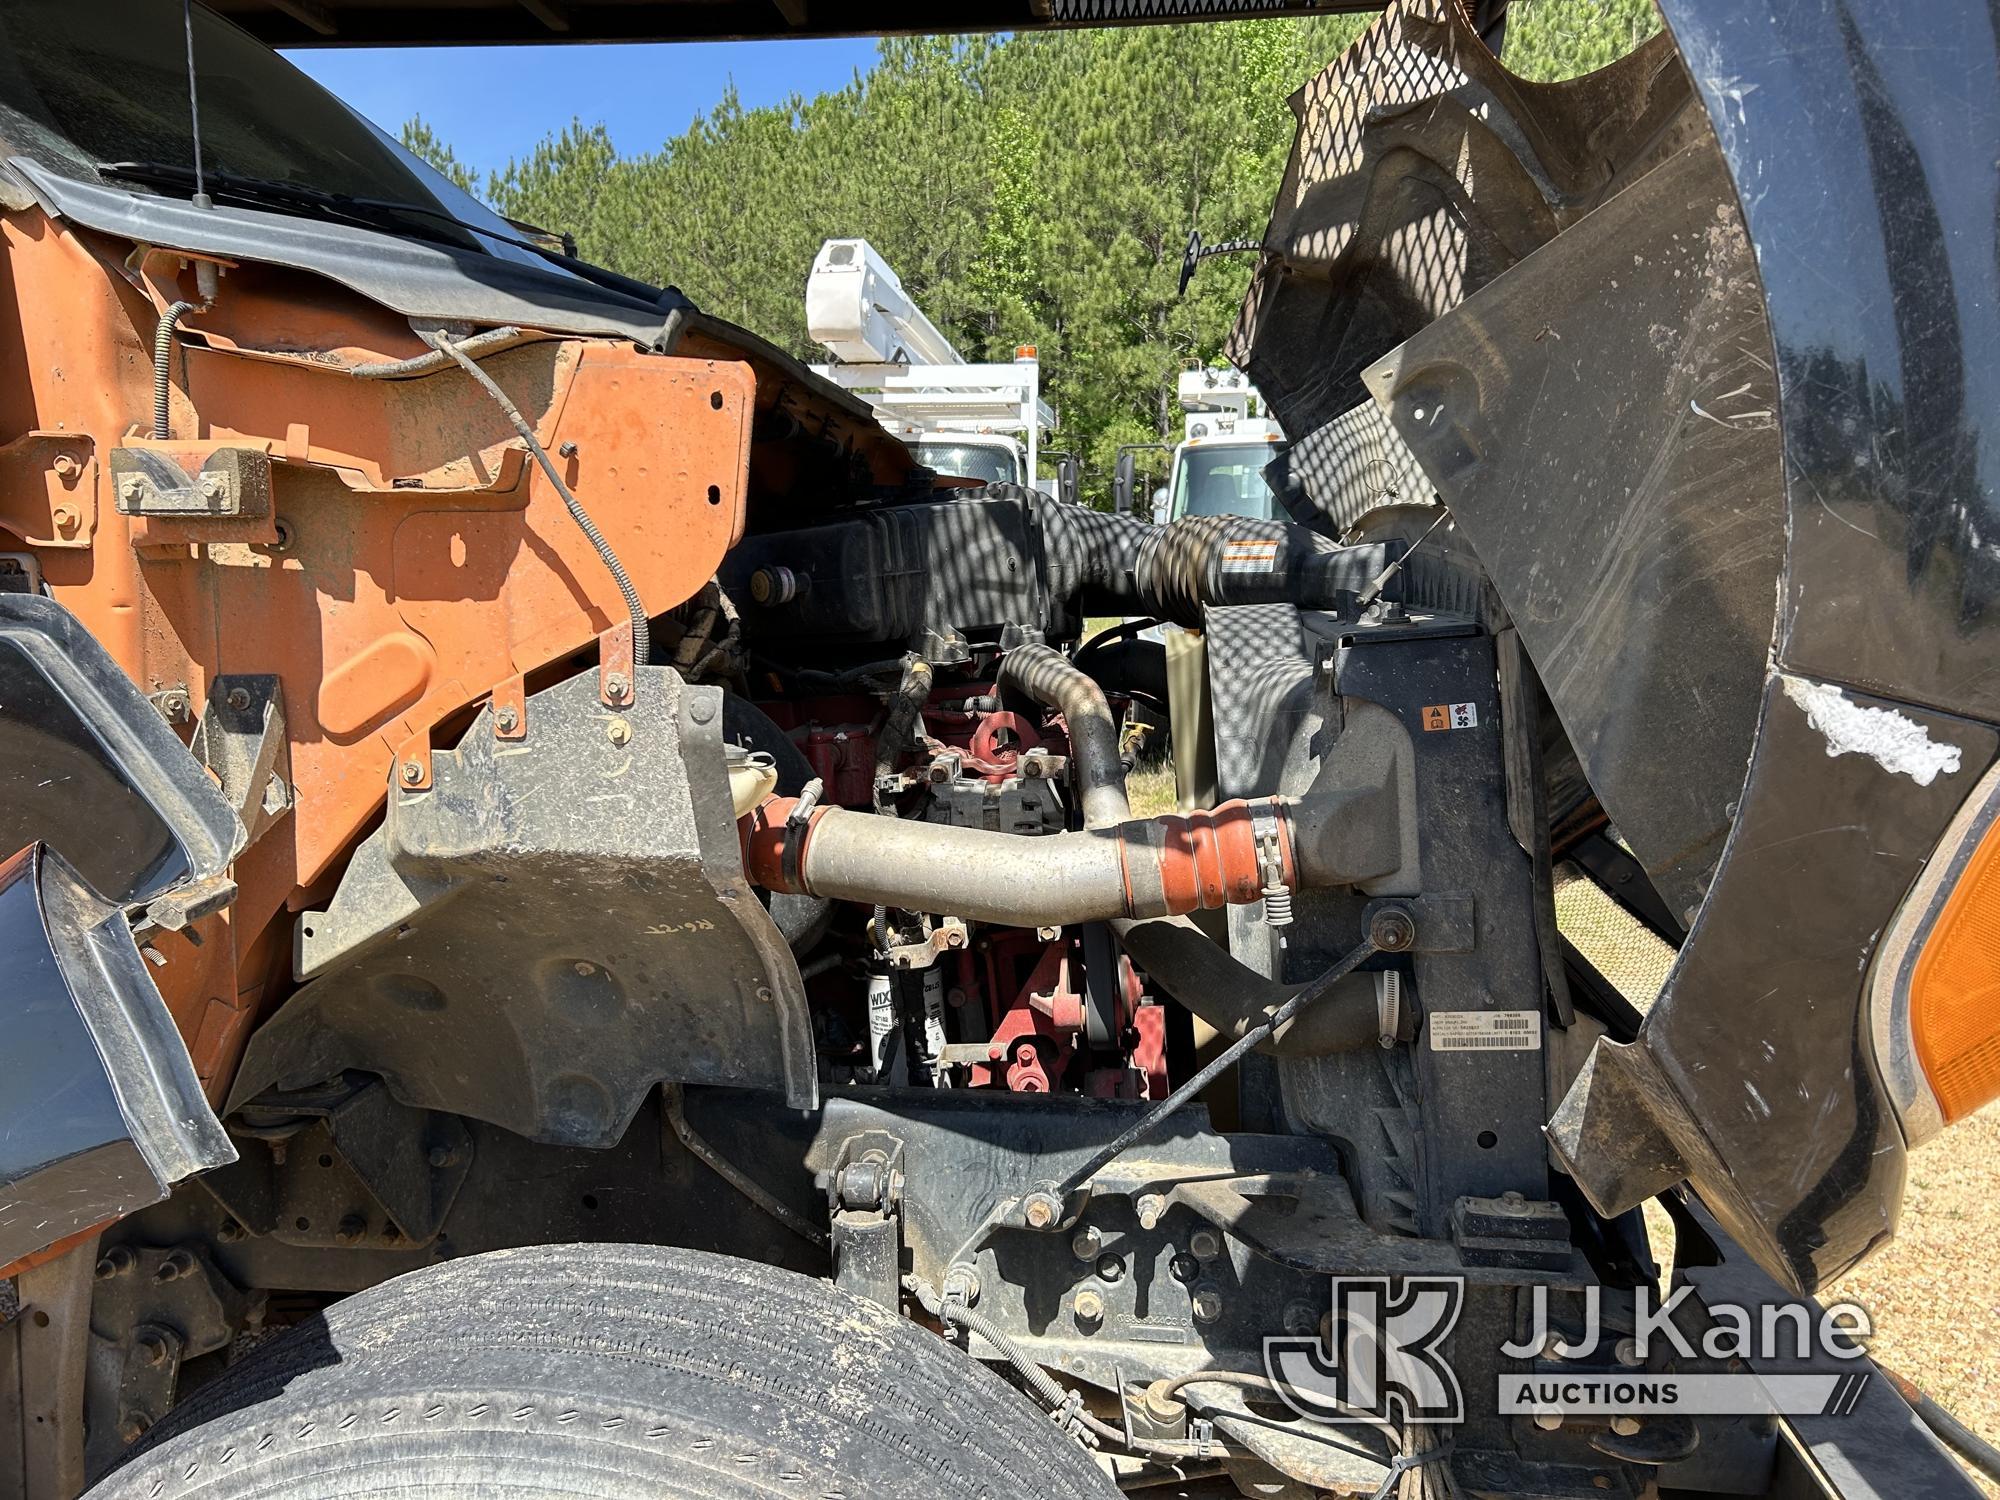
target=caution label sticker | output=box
[1421,702,1479,732]
[1428,1010,1540,1051]
[1219,539,1281,573]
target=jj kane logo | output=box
[1264,1277,1465,1424]
[1265,1279,1875,1425]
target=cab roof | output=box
[214,0,1366,46]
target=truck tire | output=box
[89,1243,1116,1500]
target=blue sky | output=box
[287,38,882,182]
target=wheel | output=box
[89,1244,1117,1500]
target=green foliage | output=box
[1502,0,1661,82]
[398,115,476,194]
[407,7,1654,495]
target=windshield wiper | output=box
[97,161,671,309]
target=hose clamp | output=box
[1250,801,1293,927]
[782,778,824,892]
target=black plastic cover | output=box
[0,844,236,1267]
[0,593,241,908]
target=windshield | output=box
[0,0,548,267]
[914,440,1021,488]
[1170,444,1281,521]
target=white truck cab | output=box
[1161,367,1286,522]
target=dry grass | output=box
[1559,871,2000,1485]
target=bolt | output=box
[1136,1194,1166,1231]
[1368,905,1417,952]
[51,503,77,533]
[1022,1192,1062,1230]
[51,453,80,479]
[225,686,251,711]
[606,717,633,747]
[557,441,579,459]
[335,1214,367,1244]
[135,1331,171,1367]
[1071,1224,1103,1261]
[117,1411,151,1444]
[1188,1227,1223,1261]
[400,760,424,786]
[1095,1253,1126,1284]
[1609,1414,1644,1437]
[1169,1253,1199,1284]
[688,695,716,724]
[942,1263,982,1307]
[120,475,144,501]
[1614,1337,1642,1367]
[198,472,226,500]
[216,1219,246,1244]
[494,704,519,733]
[1073,1289,1105,1328]
[1282,1301,1319,1337]
[427,1143,460,1169]
[604,671,631,701]
[154,1249,195,1282]
[94,1246,136,1280]
[1191,1289,1223,1324]
[1532,1410,1564,1432]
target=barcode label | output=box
[1429,1010,1541,1051]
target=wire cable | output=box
[427,330,651,664]
[181,0,208,206]
[152,301,198,439]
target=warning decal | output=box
[1421,702,1479,732]
[1428,1010,1540,1051]
[1219,540,1281,573]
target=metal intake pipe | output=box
[743,795,1296,930]
[996,643,1130,828]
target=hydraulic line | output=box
[1883,1366,2000,1484]
[427,330,652,665]
[152,301,199,439]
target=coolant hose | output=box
[996,643,1130,828]
[743,793,1296,929]
[723,695,833,953]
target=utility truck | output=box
[1115,366,1286,522]
[804,238,1071,498]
